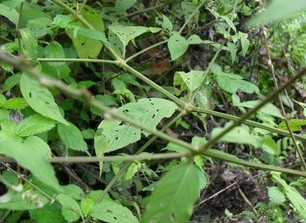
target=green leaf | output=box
[109,25,161,57]
[80,198,95,216]
[278,119,306,132]
[268,186,286,205]
[211,122,263,148]
[167,31,189,61]
[247,0,306,27]
[94,98,177,154]
[0,139,61,191]
[239,32,250,57]
[61,184,85,200]
[16,114,56,137]
[67,6,104,58]
[3,73,21,91]
[0,3,19,24]
[161,14,173,31]
[56,194,82,222]
[20,73,68,124]
[90,200,139,223]
[235,100,283,119]
[142,163,202,223]
[19,28,38,63]
[175,71,205,92]
[215,72,259,94]
[30,203,65,223]
[57,122,88,153]
[226,42,238,63]
[25,136,52,158]
[2,98,28,110]
[115,0,137,13]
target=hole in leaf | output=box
[45,101,50,105]
[115,136,118,140]
[152,114,156,119]
[156,109,160,112]
[29,92,32,98]
[106,209,113,213]
[81,42,85,46]
[123,109,129,113]
[170,213,176,221]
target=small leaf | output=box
[2,98,28,110]
[0,3,19,24]
[57,122,88,153]
[226,42,237,63]
[162,14,173,31]
[115,0,136,13]
[268,186,286,205]
[278,119,306,132]
[175,70,205,92]
[167,31,189,61]
[0,139,61,191]
[142,163,203,223]
[30,204,65,223]
[239,32,250,57]
[56,194,82,222]
[90,200,139,223]
[20,28,38,63]
[3,73,21,91]
[235,100,283,119]
[80,198,95,216]
[16,114,56,137]
[20,73,68,124]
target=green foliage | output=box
[0,0,306,222]
[142,163,206,223]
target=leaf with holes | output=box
[142,163,203,223]
[167,31,189,61]
[175,70,205,92]
[90,200,139,223]
[16,114,56,137]
[57,122,88,153]
[20,73,68,124]
[94,98,177,155]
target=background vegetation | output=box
[0,0,306,222]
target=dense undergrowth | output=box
[0,0,306,222]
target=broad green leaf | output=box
[0,3,19,24]
[235,100,284,119]
[268,186,286,205]
[175,71,205,92]
[57,122,89,153]
[16,114,56,137]
[20,28,38,63]
[142,163,202,223]
[0,191,48,210]
[20,73,68,124]
[2,98,28,110]
[90,200,139,223]
[167,31,189,61]
[115,0,136,13]
[211,122,263,148]
[24,136,52,158]
[56,194,82,222]
[247,0,306,27]
[221,15,237,32]
[30,204,65,223]
[0,139,61,191]
[94,98,177,154]
[61,184,85,200]
[3,73,21,91]
[67,6,104,58]
[278,119,306,132]
[216,72,259,94]
[26,17,53,38]
[181,0,198,22]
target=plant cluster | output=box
[0,0,306,222]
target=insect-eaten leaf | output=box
[20,73,68,125]
[167,31,189,61]
[94,98,177,155]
